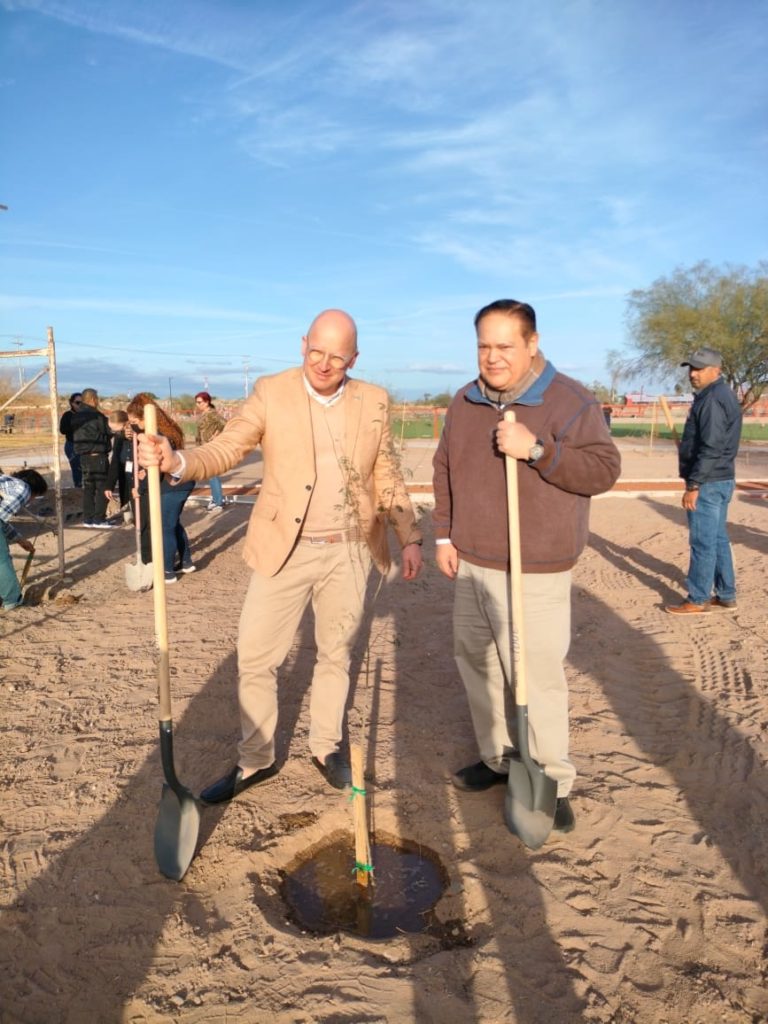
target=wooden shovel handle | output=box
[658,396,680,449]
[145,404,172,722]
[504,411,528,707]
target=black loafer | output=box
[200,762,278,804]
[553,796,575,833]
[311,752,352,790]
[452,761,508,791]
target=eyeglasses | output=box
[72,400,82,406]
[306,348,355,370]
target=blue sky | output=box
[1,0,766,401]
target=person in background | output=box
[433,299,621,835]
[71,388,115,529]
[126,394,195,583]
[59,393,83,488]
[194,392,227,512]
[137,308,422,802]
[106,410,131,517]
[0,468,48,611]
[665,347,743,615]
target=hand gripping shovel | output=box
[503,411,558,849]
[145,404,201,880]
[125,430,153,591]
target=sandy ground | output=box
[1,440,767,1024]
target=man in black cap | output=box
[666,347,742,615]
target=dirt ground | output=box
[1,441,767,1024]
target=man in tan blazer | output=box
[139,309,423,802]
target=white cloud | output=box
[0,293,291,323]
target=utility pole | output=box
[243,358,250,399]
[13,337,24,388]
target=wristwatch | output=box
[527,440,545,464]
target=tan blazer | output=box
[179,368,422,576]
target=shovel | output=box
[125,431,153,591]
[658,396,681,450]
[502,411,558,849]
[145,403,201,881]
[19,547,35,588]
[19,521,44,589]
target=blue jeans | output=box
[685,479,736,605]
[64,440,82,487]
[161,480,194,573]
[1,531,22,608]
[208,476,223,506]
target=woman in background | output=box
[126,394,196,583]
[194,391,227,512]
[59,393,83,488]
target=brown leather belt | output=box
[299,527,363,545]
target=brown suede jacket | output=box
[432,359,621,573]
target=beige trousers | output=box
[453,561,575,796]
[236,541,372,771]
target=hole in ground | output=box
[278,829,467,942]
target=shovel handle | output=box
[658,396,680,449]
[132,428,142,536]
[504,411,528,708]
[145,404,172,722]
[19,547,35,587]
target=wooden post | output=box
[46,327,66,579]
[659,396,680,449]
[350,743,372,889]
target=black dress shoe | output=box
[553,796,575,832]
[452,761,508,791]
[200,762,278,804]
[311,752,352,790]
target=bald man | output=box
[139,310,423,801]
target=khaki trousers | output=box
[236,540,372,770]
[453,562,575,796]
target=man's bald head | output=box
[301,309,359,397]
[306,309,358,350]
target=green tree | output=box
[625,261,768,409]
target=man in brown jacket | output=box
[139,309,423,802]
[433,299,620,834]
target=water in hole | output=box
[280,831,450,940]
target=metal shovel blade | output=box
[503,710,558,850]
[154,782,201,881]
[153,722,201,881]
[125,559,154,592]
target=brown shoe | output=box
[710,597,737,610]
[665,601,711,615]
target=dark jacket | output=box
[678,376,742,485]
[59,410,76,443]
[107,431,131,492]
[433,358,621,573]
[72,406,111,456]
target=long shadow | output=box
[0,612,321,1023]
[571,583,768,916]
[588,532,682,605]
[361,525,587,1022]
[639,495,767,555]
[0,657,235,1021]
